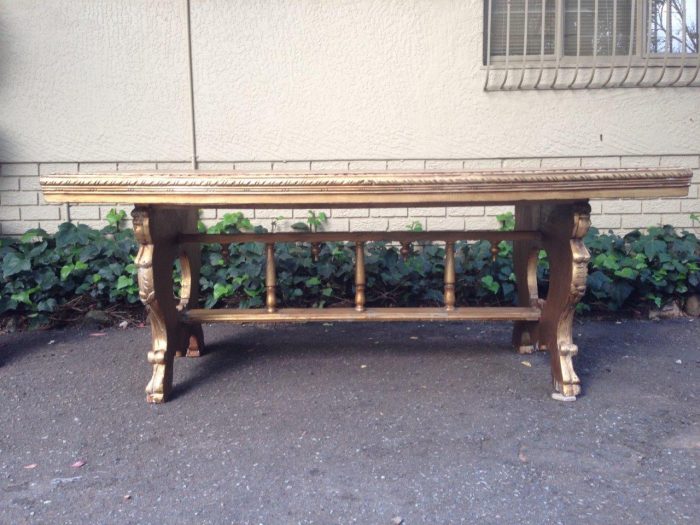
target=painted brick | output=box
[199,209,217,219]
[2,191,37,205]
[464,216,500,229]
[348,160,387,171]
[331,208,370,218]
[406,207,445,217]
[0,177,20,190]
[389,217,425,231]
[592,214,621,230]
[156,162,190,170]
[311,160,349,171]
[233,161,273,171]
[446,206,485,217]
[601,200,642,214]
[22,205,60,221]
[118,162,158,171]
[19,176,41,191]
[0,206,21,220]
[484,205,514,216]
[293,208,331,219]
[319,218,349,232]
[272,161,311,171]
[642,199,681,214]
[252,218,273,230]
[621,214,661,229]
[1,221,38,235]
[196,162,235,170]
[589,201,603,214]
[580,156,620,168]
[540,157,581,168]
[620,156,660,168]
[387,160,425,170]
[370,207,407,217]
[425,160,463,170]
[255,208,293,219]
[660,155,700,169]
[68,206,101,220]
[39,163,78,175]
[79,162,117,173]
[349,218,388,231]
[462,159,502,169]
[427,216,464,230]
[681,199,700,212]
[661,214,694,228]
[1,163,38,176]
[502,158,541,169]
[39,220,65,231]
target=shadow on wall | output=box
[0,13,10,164]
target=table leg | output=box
[512,203,543,354]
[539,201,591,400]
[132,206,190,403]
[177,208,204,357]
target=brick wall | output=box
[1,155,698,236]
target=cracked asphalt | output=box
[0,318,698,524]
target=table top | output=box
[40,167,692,207]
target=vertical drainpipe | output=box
[185,0,198,169]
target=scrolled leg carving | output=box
[133,207,192,403]
[539,202,591,400]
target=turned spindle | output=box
[311,242,321,262]
[265,243,277,313]
[490,241,500,261]
[221,244,230,264]
[400,241,411,260]
[354,241,366,312]
[444,241,456,311]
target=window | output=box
[484,0,700,89]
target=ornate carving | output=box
[132,208,174,403]
[40,168,691,206]
[539,202,592,399]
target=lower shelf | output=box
[183,306,541,324]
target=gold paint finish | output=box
[354,241,366,312]
[40,168,692,206]
[39,168,691,403]
[265,243,277,313]
[444,241,456,311]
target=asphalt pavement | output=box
[0,318,698,524]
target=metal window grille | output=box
[484,0,700,90]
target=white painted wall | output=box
[0,0,191,162]
[0,0,698,235]
[1,0,698,163]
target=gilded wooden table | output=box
[40,168,691,403]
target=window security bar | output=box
[484,0,700,90]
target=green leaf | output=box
[305,276,321,286]
[116,275,133,290]
[614,267,638,280]
[2,252,31,277]
[213,282,233,301]
[60,264,75,281]
[480,275,500,294]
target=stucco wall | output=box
[1,0,699,234]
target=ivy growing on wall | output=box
[1,210,699,328]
